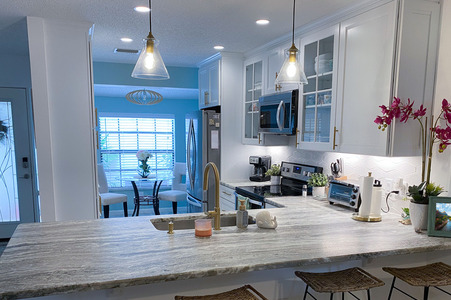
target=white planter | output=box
[312,186,326,198]
[270,176,281,185]
[410,202,429,232]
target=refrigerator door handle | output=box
[187,119,195,191]
[191,122,197,189]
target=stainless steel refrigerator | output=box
[186,110,220,213]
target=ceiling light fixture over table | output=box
[131,0,170,80]
[275,0,307,85]
[125,89,163,105]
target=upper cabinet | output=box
[198,58,220,109]
[298,25,339,151]
[335,0,440,156]
[198,53,243,110]
[243,59,263,144]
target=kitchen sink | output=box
[150,214,256,231]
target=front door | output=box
[0,88,36,238]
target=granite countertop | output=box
[1,195,451,299]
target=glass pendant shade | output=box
[132,36,170,80]
[276,44,307,85]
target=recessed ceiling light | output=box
[121,38,133,43]
[256,19,270,25]
[134,6,150,13]
[214,45,224,50]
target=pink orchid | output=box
[442,99,451,113]
[413,105,426,119]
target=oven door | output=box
[258,90,298,135]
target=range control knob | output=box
[349,200,356,207]
[353,188,359,193]
[351,194,357,199]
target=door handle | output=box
[19,174,30,179]
[333,126,339,150]
[276,101,285,131]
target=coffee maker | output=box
[249,155,271,182]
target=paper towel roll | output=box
[359,172,373,217]
[370,180,382,217]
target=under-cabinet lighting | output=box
[214,45,224,50]
[134,6,150,13]
[121,38,133,43]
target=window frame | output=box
[98,112,176,190]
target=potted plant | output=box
[307,173,328,198]
[265,164,281,185]
[407,182,444,232]
[375,97,450,231]
[136,150,153,178]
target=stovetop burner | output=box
[236,184,303,198]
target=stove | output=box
[235,161,323,209]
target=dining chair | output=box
[97,164,128,218]
[131,180,162,216]
[158,162,187,214]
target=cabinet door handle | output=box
[204,91,209,105]
[222,191,232,196]
[258,133,262,144]
[333,126,339,150]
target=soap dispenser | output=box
[236,199,248,229]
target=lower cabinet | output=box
[220,184,236,211]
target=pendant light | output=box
[131,0,170,80]
[275,0,307,85]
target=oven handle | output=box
[276,101,285,131]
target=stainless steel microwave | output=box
[258,89,298,135]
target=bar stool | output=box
[383,262,451,300]
[295,267,384,299]
[174,284,268,300]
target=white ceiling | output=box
[0,0,363,67]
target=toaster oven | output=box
[328,180,361,211]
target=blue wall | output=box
[95,96,198,163]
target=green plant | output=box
[402,207,410,218]
[307,173,328,187]
[408,181,444,204]
[265,164,281,177]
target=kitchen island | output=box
[1,195,451,299]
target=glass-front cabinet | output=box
[298,25,339,151]
[243,60,263,144]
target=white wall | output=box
[27,17,98,221]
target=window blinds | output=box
[99,116,175,188]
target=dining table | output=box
[130,175,174,216]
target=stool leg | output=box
[123,202,128,217]
[103,205,109,218]
[330,293,333,300]
[423,286,429,300]
[172,202,178,214]
[387,277,396,300]
[342,292,344,300]
[367,289,370,300]
[303,285,308,300]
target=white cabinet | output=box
[243,58,263,144]
[297,25,339,151]
[220,184,236,211]
[335,0,440,156]
[198,53,243,110]
[198,59,220,109]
